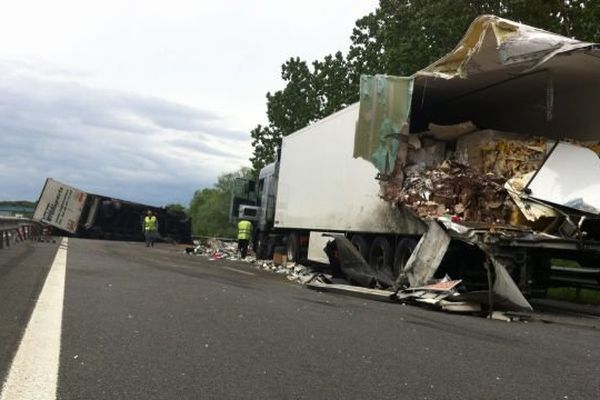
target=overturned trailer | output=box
[33,178,191,243]
[233,15,600,299]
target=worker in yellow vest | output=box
[237,219,253,259]
[144,210,159,247]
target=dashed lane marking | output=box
[1,237,68,400]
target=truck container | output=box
[34,178,191,243]
[232,15,600,295]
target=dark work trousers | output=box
[145,230,157,247]
[238,239,249,259]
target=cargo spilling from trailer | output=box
[229,15,600,302]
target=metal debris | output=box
[398,220,451,288]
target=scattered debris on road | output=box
[185,236,536,320]
[183,237,600,325]
[186,238,320,284]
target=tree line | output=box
[190,0,600,237]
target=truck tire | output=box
[286,233,299,263]
[369,236,393,275]
[393,238,418,278]
[350,235,370,261]
[256,231,269,260]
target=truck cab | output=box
[230,162,279,252]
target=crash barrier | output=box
[0,217,43,250]
[550,265,600,291]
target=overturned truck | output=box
[232,15,600,299]
[33,178,191,243]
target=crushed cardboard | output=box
[383,125,600,241]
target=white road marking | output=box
[222,266,255,276]
[1,237,68,400]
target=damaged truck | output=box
[33,178,191,243]
[231,15,600,300]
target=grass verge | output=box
[547,287,600,306]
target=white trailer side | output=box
[274,103,424,235]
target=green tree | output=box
[188,168,253,237]
[214,167,254,192]
[249,124,280,173]
[165,203,187,214]
[313,51,357,118]
[266,57,320,136]
[188,188,232,237]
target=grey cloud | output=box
[0,59,251,205]
[0,72,249,141]
[167,138,243,158]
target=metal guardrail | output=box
[0,217,44,250]
[550,265,600,290]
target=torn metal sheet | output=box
[399,220,451,288]
[418,15,593,80]
[527,142,600,214]
[328,235,389,288]
[490,255,533,311]
[354,75,413,175]
[505,172,559,222]
[306,279,395,303]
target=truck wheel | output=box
[256,232,269,260]
[286,233,299,263]
[393,238,418,278]
[369,236,393,274]
[350,235,370,261]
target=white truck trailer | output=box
[255,104,425,269]
[232,15,600,294]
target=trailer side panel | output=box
[275,104,425,235]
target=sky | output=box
[0,0,379,206]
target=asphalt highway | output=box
[1,238,599,399]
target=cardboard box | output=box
[273,252,287,266]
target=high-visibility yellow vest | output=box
[237,220,252,240]
[144,216,157,231]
